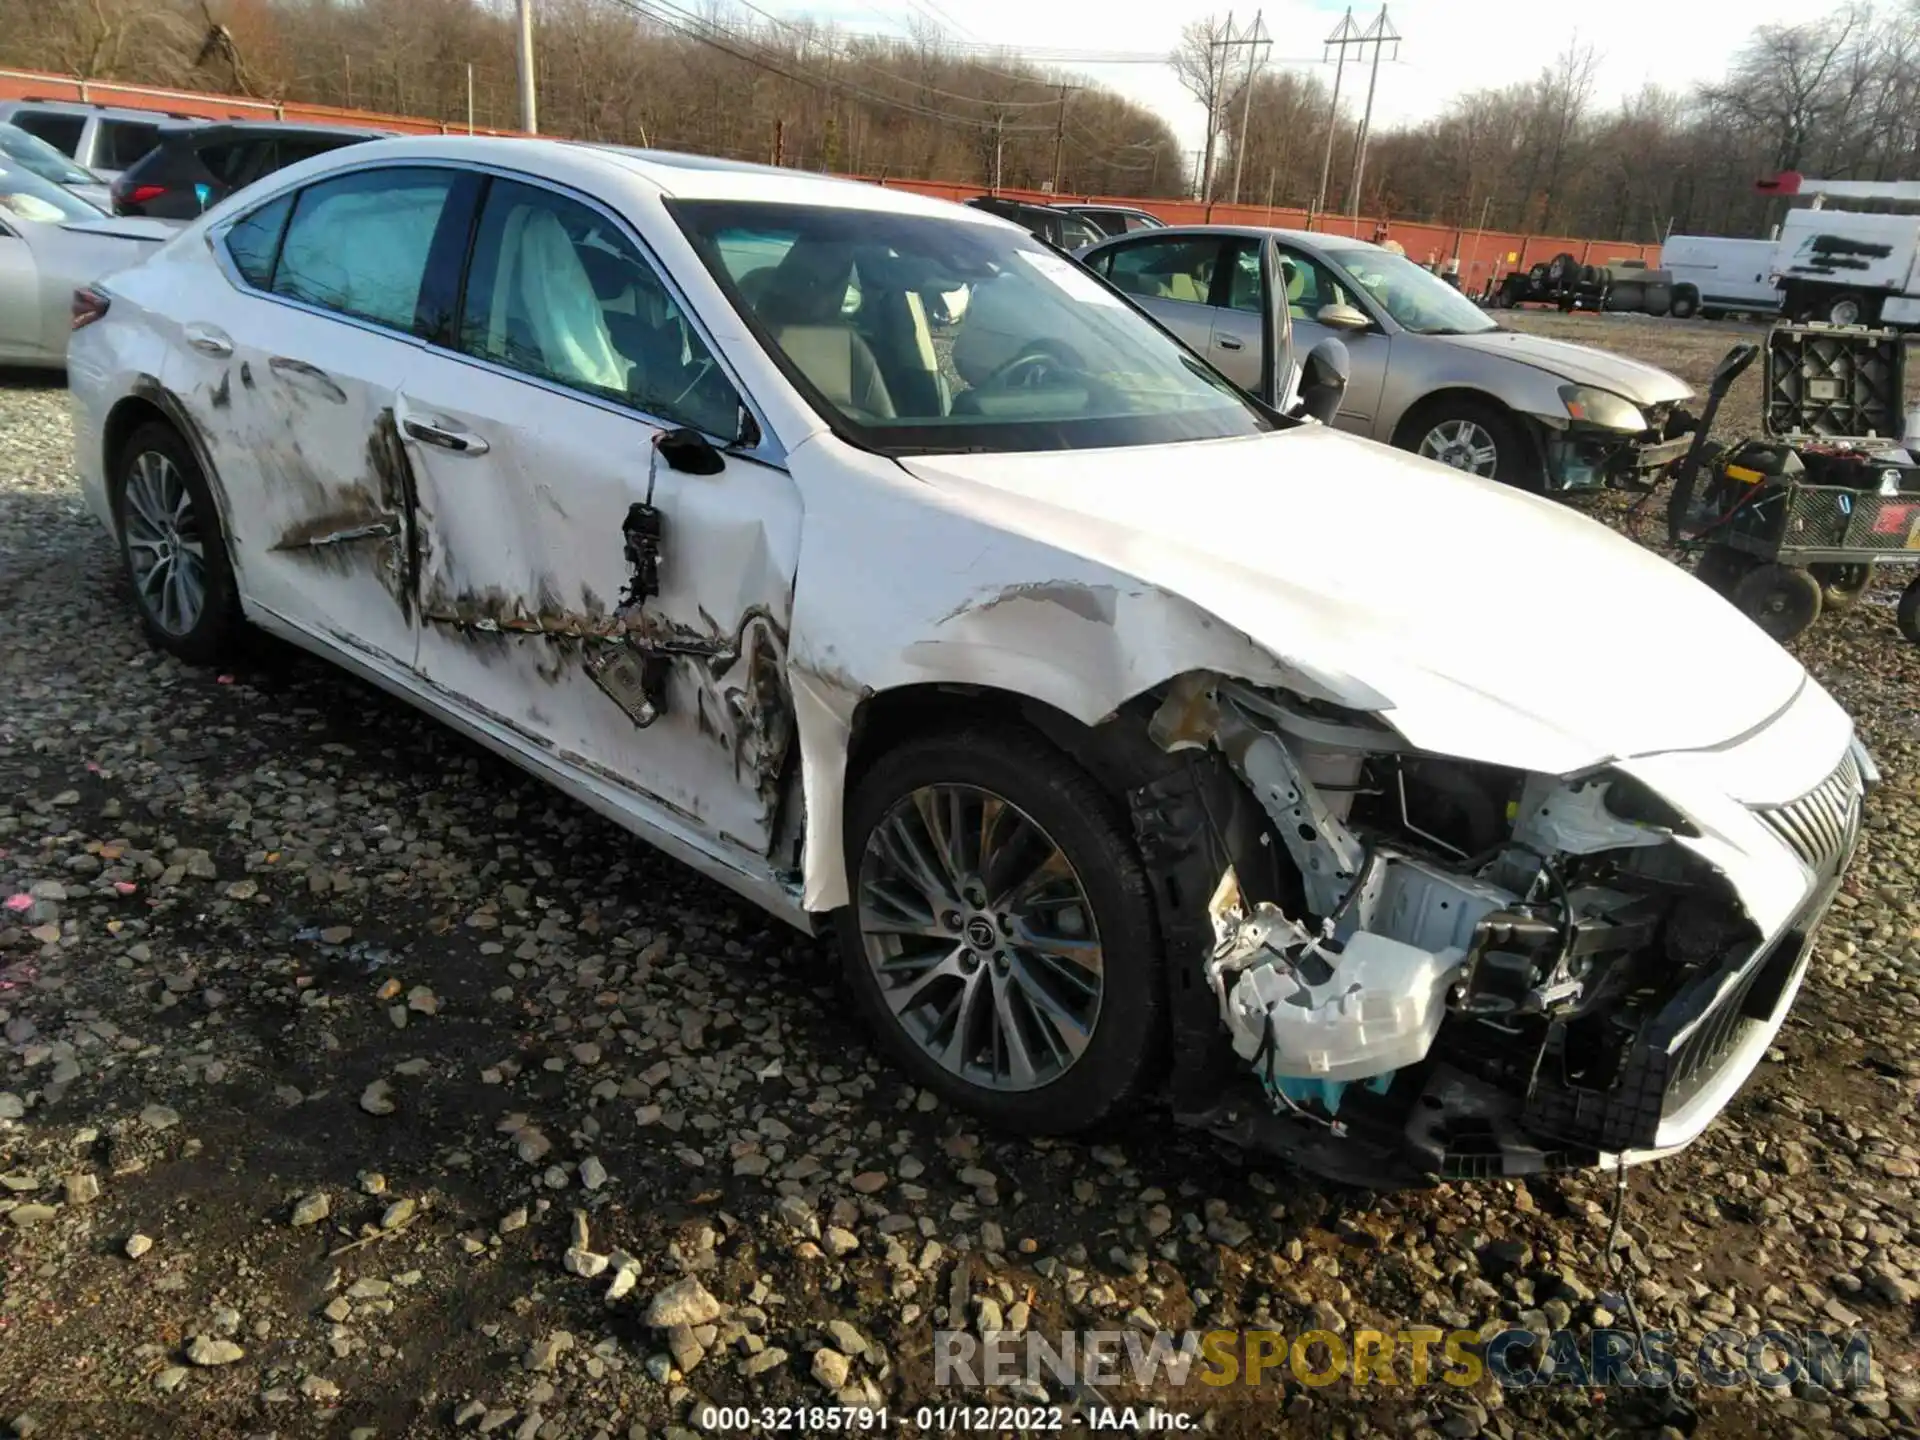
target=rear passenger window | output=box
[224,192,294,288]
[14,112,84,154]
[101,121,160,170]
[272,167,453,332]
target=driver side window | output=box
[1101,238,1222,306]
[1277,247,1356,320]
[458,179,742,437]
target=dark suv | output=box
[111,121,390,219]
[962,196,1106,251]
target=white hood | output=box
[899,425,1807,772]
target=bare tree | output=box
[1170,15,1233,199]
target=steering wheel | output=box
[979,344,1085,393]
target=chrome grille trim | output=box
[1753,750,1863,873]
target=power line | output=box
[611,0,1057,131]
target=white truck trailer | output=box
[1758,171,1920,328]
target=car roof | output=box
[157,120,393,142]
[265,135,1013,222]
[1086,222,1381,253]
[0,99,207,124]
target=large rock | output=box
[645,1277,722,1329]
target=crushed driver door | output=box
[400,175,801,856]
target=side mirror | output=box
[1315,302,1371,332]
[1295,338,1350,426]
[656,426,725,475]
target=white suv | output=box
[67,136,1870,1183]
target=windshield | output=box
[0,123,97,191]
[670,199,1273,455]
[1330,246,1496,335]
[0,160,101,225]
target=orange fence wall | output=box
[2,66,1660,281]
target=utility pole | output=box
[515,0,538,135]
[773,117,785,167]
[1049,83,1082,195]
[1312,8,1358,222]
[992,111,1006,193]
[466,62,475,135]
[1228,12,1268,206]
[1345,7,1399,220]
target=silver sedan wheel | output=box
[1418,417,1500,476]
[855,784,1103,1092]
[122,450,207,637]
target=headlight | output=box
[1559,384,1646,433]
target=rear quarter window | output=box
[101,121,161,170]
[223,192,295,288]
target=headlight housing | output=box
[1559,384,1646,433]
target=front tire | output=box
[1730,563,1822,641]
[835,723,1163,1134]
[1670,287,1700,320]
[1404,399,1537,489]
[111,422,241,665]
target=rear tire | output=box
[1729,563,1823,641]
[1670,287,1700,320]
[1898,576,1920,646]
[111,422,241,665]
[834,723,1164,1135]
[1810,562,1873,611]
[1821,290,1873,326]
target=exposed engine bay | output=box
[1132,673,1852,1185]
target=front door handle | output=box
[1216,335,1245,351]
[402,417,489,456]
[184,324,232,357]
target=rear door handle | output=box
[1216,335,1244,351]
[184,324,232,357]
[402,417,490,456]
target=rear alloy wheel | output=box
[114,422,240,665]
[1809,562,1874,611]
[1729,562,1823,641]
[836,726,1161,1133]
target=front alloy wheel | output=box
[122,449,207,637]
[857,784,1102,1092]
[836,725,1163,1133]
[1419,418,1500,476]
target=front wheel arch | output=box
[1391,390,1545,488]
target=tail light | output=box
[71,287,110,331]
[114,183,167,214]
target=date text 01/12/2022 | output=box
[694,1405,1199,1432]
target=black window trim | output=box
[204,157,782,464]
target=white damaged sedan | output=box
[68,137,1873,1183]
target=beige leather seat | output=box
[755,243,896,419]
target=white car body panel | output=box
[67,135,1865,1179]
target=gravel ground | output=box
[2,315,1919,1440]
